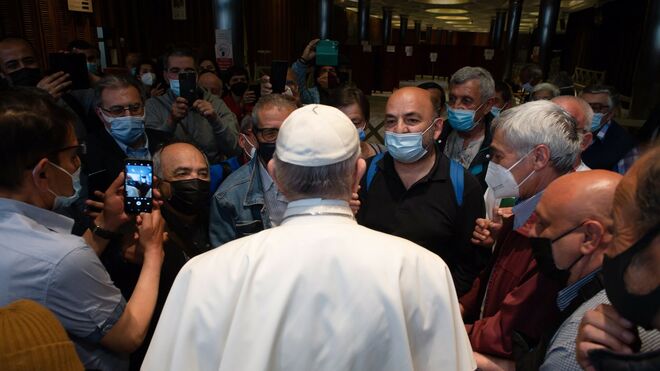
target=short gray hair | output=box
[273,150,360,200]
[492,100,580,173]
[94,74,144,107]
[450,66,495,104]
[532,82,560,98]
[251,94,297,131]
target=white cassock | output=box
[142,199,476,371]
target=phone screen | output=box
[124,159,153,214]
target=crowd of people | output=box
[0,34,658,371]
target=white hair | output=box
[532,82,560,98]
[552,95,594,132]
[450,66,495,103]
[492,100,580,173]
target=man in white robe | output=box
[142,104,476,371]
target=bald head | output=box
[552,96,593,132]
[154,142,209,181]
[540,170,622,226]
[198,72,223,97]
[386,87,436,120]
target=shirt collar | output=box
[258,160,274,191]
[512,191,543,230]
[557,268,602,311]
[596,121,611,141]
[105,128,151,160]
[282,198,354,223]
[0,197,74,234]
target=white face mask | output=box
[241,134,256,159]
[485,149,536,198]
[140,72,155,86]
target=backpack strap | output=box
[366,152,386,191]
[449,160,464,207]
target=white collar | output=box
[282,198,354,223]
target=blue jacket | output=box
[209,156,272,247]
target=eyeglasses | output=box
[167,67,196,74]
[54,144,87,157]
[255,127,279,142]
[100,103,144,116]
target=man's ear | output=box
[579,220,606,255]
[531,144,551,170]
[352,157,367,195]
[432,117,444,141]
[31,158,51,191]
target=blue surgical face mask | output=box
[357,124,367,141]
[447,103,484,132]
[169,79,180,96]
[591,112,605,132]
[47,162,82,210]
[385,119,436,163]
[490,106,503,118]
[87,62,98,75]
[103,113,146,145]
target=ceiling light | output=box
[425,8,468,14]
[415,0,472,4]
[435,15,470,20]
[345,7,358,12]
[444,20,472,24]
[529,11,539,16]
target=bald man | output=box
[552,96,594,171]
[198,70,223,99]
[505,170,620,370]
[357,87,487,296]
[128,142,214,367]
[575,145,660,370]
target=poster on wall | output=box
[215,29,234,70]
[172,0,186,20]
[67,0,93,13]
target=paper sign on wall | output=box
[405,46,413,56]
[68,0,93,13]
[172,0,186,20]
[484,49,495,60]
[386,45,396,53]
[429,52,438,62]
[215,29,234,70]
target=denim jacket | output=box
[209,156,272,247]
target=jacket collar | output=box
[243,156,266,207]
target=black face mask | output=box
[327,72,339,89]
[165,178,210,215]
[257,142,276,165]
[530,223,584,286]
[602,224,660,330]
[9,67,42,87]
[231,81,248,96]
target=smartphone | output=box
[178,71,198,105]
[48,53,89,90]
[124,159,153,214]
[270,60,288,94]
[249,83,261,101]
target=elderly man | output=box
[552,95,594,171]
[85,75,151,196]
[197,70,223,99]
[142,104,475,371]
[575,145,660,370]
[357,87,487,296]
[464,100,581,364]
[511,170,621,370]
[531,82,560,101]
[440,66,496,189]
[0,88,165,370]
[580,84,636,172]
[130,142,214,369]
[209,94,296,246]
[145,46,239,164]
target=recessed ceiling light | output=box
[435,15,471,20]
[563,0,585,8]
[425,8,469,14]
[444,20,472,24]
[529,11,539,16]
[345,7,358,12]
[415,0,471,4]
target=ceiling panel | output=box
[337,0,597,33]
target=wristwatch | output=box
[91,224,122,240]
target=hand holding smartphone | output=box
[178,71,198,106]
[124,159,153,214]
